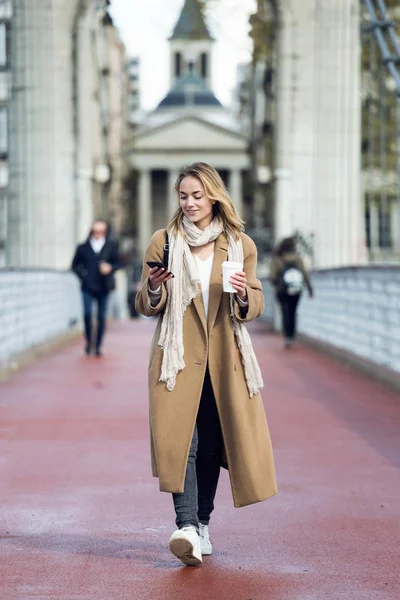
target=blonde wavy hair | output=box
[168,162,245,240]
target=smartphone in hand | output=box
[146,261,175,278]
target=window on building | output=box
[0,22,7,67]
[201,53,208,79]
[0,159,7,187]
[0,170,7,260]
[0,71,10,101]
[378,203,392,249]
[175,52,182,77]
[365,206,371,249]
[0,107,7,156]
[0,188,7,246]
[0,1,12,19]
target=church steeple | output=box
[170,0,213,41]
[169,0,214,88]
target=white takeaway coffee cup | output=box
[222,261,243,293]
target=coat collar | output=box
[191,232,228,337]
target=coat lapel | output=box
[207,233,228,334]
[99,240,110,260]
[190,233,228,339]
[192,287,207,338]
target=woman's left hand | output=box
[230,271,248,301]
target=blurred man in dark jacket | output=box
[72,220,120,356]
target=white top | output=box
[90,236,106,253]
[195,253,214,321]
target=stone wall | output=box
[261,278,276,326]
[261,267,400,374]
[0,270,81,365]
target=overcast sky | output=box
[109,0,256,110]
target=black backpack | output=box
[278,261,304,296]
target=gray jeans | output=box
[172,369,223,530]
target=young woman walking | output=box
[135,163,277,566]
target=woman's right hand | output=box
[148,267,173,291]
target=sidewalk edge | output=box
[0,329,82,381]
[299,333,400,395]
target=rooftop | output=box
[157,72,222,109]
[170,0,213,41]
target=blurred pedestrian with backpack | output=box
[269,236,313,349]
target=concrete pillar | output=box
[274,169,292,240]
[7,1,54,266]
[273,0,365,267]
[138,169,152,258]
[52,2,81,266]
[167,169,179,220]
[7,0,85,268]
[76,6,95,243]
[229,169,243,217]
[274,5,294,241]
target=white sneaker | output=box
[169,526,202,566]
[199,523,212,555]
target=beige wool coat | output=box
[135,229,277,508]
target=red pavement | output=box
[0,319,399,600]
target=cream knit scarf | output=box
[158,216,264,398]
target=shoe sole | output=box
[169,537,202,566]
[201,546,212,556]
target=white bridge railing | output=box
[261,266,400,375]
[2,267,400,378]
[0,269,81,366]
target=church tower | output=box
[157,0,221,110]
[133,0,249,257]
[169,0,214,89]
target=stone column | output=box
[138,169,152,258]
[167,169,179,220]
[76,6,95,244]
[229,169,243,217]
[7,1,55,266]
[273,0,365,267]
[7,0,83,268]
[274,5,294,241]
